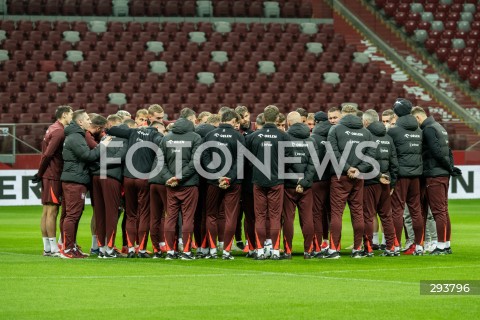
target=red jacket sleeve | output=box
[37,129,64,177]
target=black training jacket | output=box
[327,114,376,175]
[107,124,162,179]
[90,134,128,182]
[246,123,292,188]
[364,121,399,187]
[61,121,101,185]
[310,120,332,181]
[387,115,423,177]
[202,123,246,185]
[195,123,216,140]
[284,123,317,189]
[159,118,202,187]
[420,116,453,177]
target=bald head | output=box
[287,111,302,127]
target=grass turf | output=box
[0,200,479,319]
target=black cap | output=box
[314,111,328,123]
[393,98,413,117]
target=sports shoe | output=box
[50,251,61,257]
[254,254,266,260]
[137,252,151,258]
[75,247,89,257]
[324,251,341,259]
[313,252,324,259]
[280,253,292,260]
[413,250,424,256]
[403,244,416,255]
[73,249,86,258]
[126,251,136,258]
[165,253,177,260]
[153,252,163,259]
[181,253,195,260]
[245,252,256,259]
[351,250,366,258]
[363,250,374,258]
[304,253,312,260]
[271,254,281,260]
[380,250,395,257]
[205,253,218,259]
[104,250,120,258]
[195,251,206,259]
[57,243,63,251]
[379,244,386,251]
[445,247,453,254]
[402,241,414,252]
[222,253,235,260]
[90,248,100,256]
[371,244,380,250]
[43,250,51,257]
[60,250,78,259]
[321,240,329,251]
[97,252,104,258]
[429,247,445,256]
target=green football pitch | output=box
[1,200,479,319]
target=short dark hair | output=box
[221,109,238,122]
[277,113,286,123]
[328,106,341,113]
[356,110,363,118]
[235,105,249,116]
[123,119,136,127]
[107,114,122,126]
[296,107,308,118]
[218,106,232,116]
[256,113,265,126]
[264,107,279,123]
[150,121,165,128]
[72,109,86,123]
[180,107,196,119]
[55,105,72,120]
[91,114,108,127]
[206,114,221,125]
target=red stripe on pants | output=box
[123,177,150,250]
[391,177,424,245]
[282,187,314,253]
[150,183,167,252]
[253,184,284,250]
[425,176,450,243]
[61,182,87,251]
[329,176,364,251]
[164,186,199,252]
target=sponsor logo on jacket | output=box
[404,133,421,139]
[345,131,364,136]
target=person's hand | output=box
[390,188,395,196]
[347,167,359,179]
[451,167,462,176]
[166,177,178,187]
[31,173,41,184]
[218,177,230,189]
[379,174,390,185]
[100,135,112,146]
[296,184,304,194]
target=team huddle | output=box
[34,98,461,260]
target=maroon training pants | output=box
[311,180,330,251]
[282,187,314,253]
[61,182,87,251]
[253,184,284,250]
[242,190,256,251]
[205,184,242,251]
[329,176,364,251]
[391,177,424,246]
[363,183,396,251]
[425,176,450,243]
[150,183,167,252]
[164,186,199,252]
[92,176,122,248]
[123,177,150,250]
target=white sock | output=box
[416,245,423,251]
[328,249,336,254]
[394,246,400,253]
[257,248,264,255]
[210,248,217,255]
[437,242,445,250]
[273,249,279,256]
[446,241,450,248]
[432,240,438,247]
[160,242,165,248]
[178,238,183,245]
[223,250,230,256]
[218,241,224,249]
[167,250,174,255]
[107,247,114,254]
[139,249,146,253]
[48,238,59,252]
[381,233,386,245]
[184,251,191,256]
[91,235,98,250]
[100,246,106,254]
[265,239,272,246]
[249,250,255,254]
[58,234,62,245]
[372,233,379,245]
[128,247,135,253]
[43,237,51,252]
